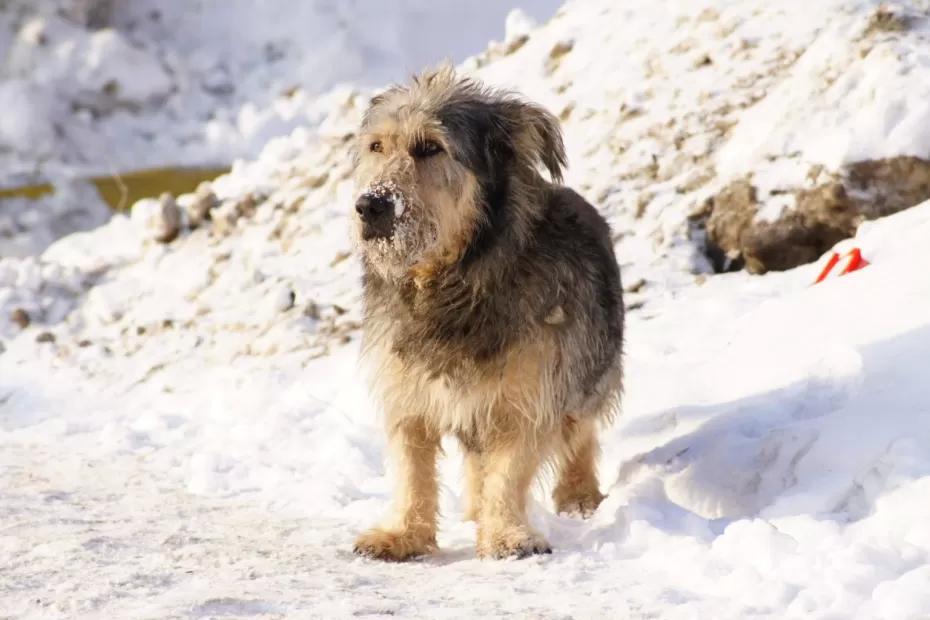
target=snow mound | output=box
[705,2,930,272]
[0,0,560,259]
[718,3,930,184]
[464,0,930,276]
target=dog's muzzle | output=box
[356,184,405,240]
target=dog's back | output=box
[533,185,624,413]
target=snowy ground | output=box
[4,203,930,619]
[4,0,930,618]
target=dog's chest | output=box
[366,342,499,433]
[392,282,514,366]
[364,317,560,436]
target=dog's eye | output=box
[411,140,443,159]
[369,141,383,153]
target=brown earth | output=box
[703,156,930,274]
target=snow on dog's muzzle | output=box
[356,182,407,240]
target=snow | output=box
[463,0,866,283]
[4,0,930,618]
[0,0,562,183]
[0,79,62,158]
[717,1,930,206]
[0,0,560,257]
[0,181,109,259]
[5,192,930,618]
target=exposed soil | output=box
[704,156,930,273]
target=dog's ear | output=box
[502,100,566,183]
[524,103,567,183]
[415,63,456,89]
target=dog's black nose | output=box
[355,194,393,222]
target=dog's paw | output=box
[353,528,437,562]
[477,526,552,559]
[554,490,605,519]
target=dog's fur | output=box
[351,67,624,560]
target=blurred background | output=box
[0,0,559,256]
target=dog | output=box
[351,67,624,560]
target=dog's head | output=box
[352,66,566,282]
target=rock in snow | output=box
[3,1,930,619]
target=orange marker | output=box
[813,247,869,284]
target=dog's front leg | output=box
[475,429,552,559]
[354,417,440,561]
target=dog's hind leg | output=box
[354,417,440,561]
[462,449,484,522]
[475,427,552,559]
[552,416,605,518]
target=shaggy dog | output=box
[351,67,624,560]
